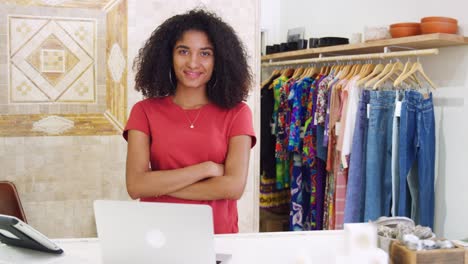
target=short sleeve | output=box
[228,104,257,148]
[123,102,150,141]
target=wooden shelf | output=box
[261,33,468,62]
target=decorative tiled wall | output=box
[106,0,127,129]
[0,3,115,136]
[0,3,124,239]
[9,16,96,103]
[0,135,129,238]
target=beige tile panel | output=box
[10,18,95,102]
[0,113,120,136]
[106,0,127,127]
[10,64,51,102]
[3,0,114,10]
[4,135,129,238]
[8,16,48,55]
[57,66,95,102]
[0,64,7,85]
[57,20,95,55]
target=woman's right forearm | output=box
[126,161,218,200]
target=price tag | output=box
[367,104,370,119]
[395,101,402,117]
[342,155,348,169]
[335,122,341,136]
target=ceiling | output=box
[3,0,118,10]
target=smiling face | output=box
[172,30,215,91]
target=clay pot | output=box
[420,21,458,34]
[390,27,421,38]
[390,22,420,29]
[421,16,458,24]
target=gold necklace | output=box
[183,108,203,128]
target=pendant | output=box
[190,125,194,128]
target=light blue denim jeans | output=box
[364,91,395,222]
[344,90,369,223]
[398,90,435,228]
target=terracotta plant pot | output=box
[421,16,458,24]
[390,22,420,29]
[420,21,458,34]
[390,27,421,38]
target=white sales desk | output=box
[0,226,387,264]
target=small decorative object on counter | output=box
[364,26,391,42]
[349,32,362,44]
[317,37,349,47]
[390,241,465,264]
[309,38,319,48]
[401,234,453,251]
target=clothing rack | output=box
[261,48,439,67]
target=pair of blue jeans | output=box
[344,90,370,223]
[364,91,395,222]
[398,90,435,228]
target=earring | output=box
[169,70,176,88]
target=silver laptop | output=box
[94,200,218,264]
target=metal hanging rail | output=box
[261,48,439,67]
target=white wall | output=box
[127,0,261,233]
[260,0,281,45]
[261,0,468,239]
[278,0,466,43]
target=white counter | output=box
[0,225,388,264]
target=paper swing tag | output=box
[367,104,370,119]
[395,101,402,117]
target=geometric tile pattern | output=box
[58,67,95,102]
[9,16,96,103]
[106,0,128,130]
[108,43,126,82]
[4,0,113,9]
[0,114,120,137]
[11,64,50,102]
[26,35,79,86]
[32,115,74,135]
[41,49,66,73]
[57,20,95,55]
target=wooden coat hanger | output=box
[261,69,281,89]
[350,63,363,78]
[342,64,357,80]
[302,67,310,79]
[291,67,304,79]
[364,61,394,88]
[357,63,368,77]
[325,65,332,75]
[358,63,375,80]
[394,61,419,88]
[373,60,404,90]
[319,65,327,75]
[356,62,383,87]
[394,60,436,89]
[337,63,352,79]
[281,68,295,78]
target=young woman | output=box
[123,9,256,234]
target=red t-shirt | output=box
[123,96,256,234]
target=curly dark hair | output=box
[133,8,252,109]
